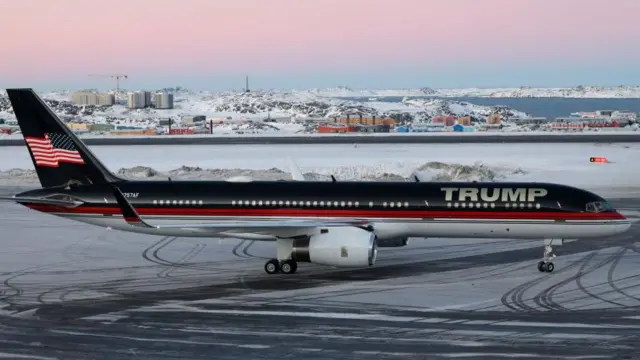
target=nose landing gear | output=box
[538,244,556,273]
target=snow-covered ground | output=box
[301,85,640,98]
[1,142,639,198]
[2,86,639,137]
[0,89,530,127]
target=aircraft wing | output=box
[0,196,84,207]
[111,186,367,230]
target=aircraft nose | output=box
[616,212,632,233]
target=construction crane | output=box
[88,73,128,96]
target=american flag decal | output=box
[24,133,85,168]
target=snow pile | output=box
[0,168,39,184]
[0,162,527,186]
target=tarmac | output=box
[1,133,640,146]
[1,186,640,359]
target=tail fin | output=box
[6,89,123,188]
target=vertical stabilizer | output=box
[6,89,123,188]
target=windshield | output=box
[585,201,616,212]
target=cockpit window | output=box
[586,201,615,212]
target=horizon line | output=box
[3,84,640,93]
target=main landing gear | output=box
[537,244,556,273]
[264,238,300,275]
[264,259,298,275]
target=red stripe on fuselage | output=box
[23,204,627,221]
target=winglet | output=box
[288,157,306,181]
[414,175,420,182]
[112,186,154,228]
[331,175,337,183]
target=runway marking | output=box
[132,305,424,322]
[353,351,421,357]
[437,355,609,359]
[494,321,636,329]
[0,352,58,360]
[447,330,617,340]
[174,327,491,345]
[129,305,640,329]
[81,313,129,323]
[436,353,537,359]
[49,329,272,349]
[419,299,498,312]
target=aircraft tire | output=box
[280,260,297,274]
[545,262,554,273]
[537,261,546,272]
[265,259,280,274]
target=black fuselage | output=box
[19,180,614,218]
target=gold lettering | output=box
[501,188,527,202]
[480,188,500,202]
[441,187,458,202]
[527,188,548,202]
[458,188,479,202]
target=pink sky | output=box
[1,0,639,89]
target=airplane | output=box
[0,89,631,276]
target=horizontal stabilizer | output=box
[0,196,84,207]
[111,185,153,228]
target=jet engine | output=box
[377,237,409,248]
[291,227,377,267]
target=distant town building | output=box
[127,91,151,109]
[459,116,474,126]
[143,91,151,107]
[182,115,206,126]
[511,117,550,125]
[71,91,115,106]
[156,118,172,127]
[89,123,115,132]
[97,93,115,106]
[154,92,174,109]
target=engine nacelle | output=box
[292,227,377,268]
[377,237,409,248]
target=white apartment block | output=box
[154,92,174,109]
[127,91,151,109]
[71,92,115,106]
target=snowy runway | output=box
[1,195,640,359]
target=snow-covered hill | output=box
[299,85,640,98]
[0,89,530,131]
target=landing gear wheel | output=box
[539,244,557,273]
[264,259,280,274]
[280,260,298,274]
[545,262,554,273]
